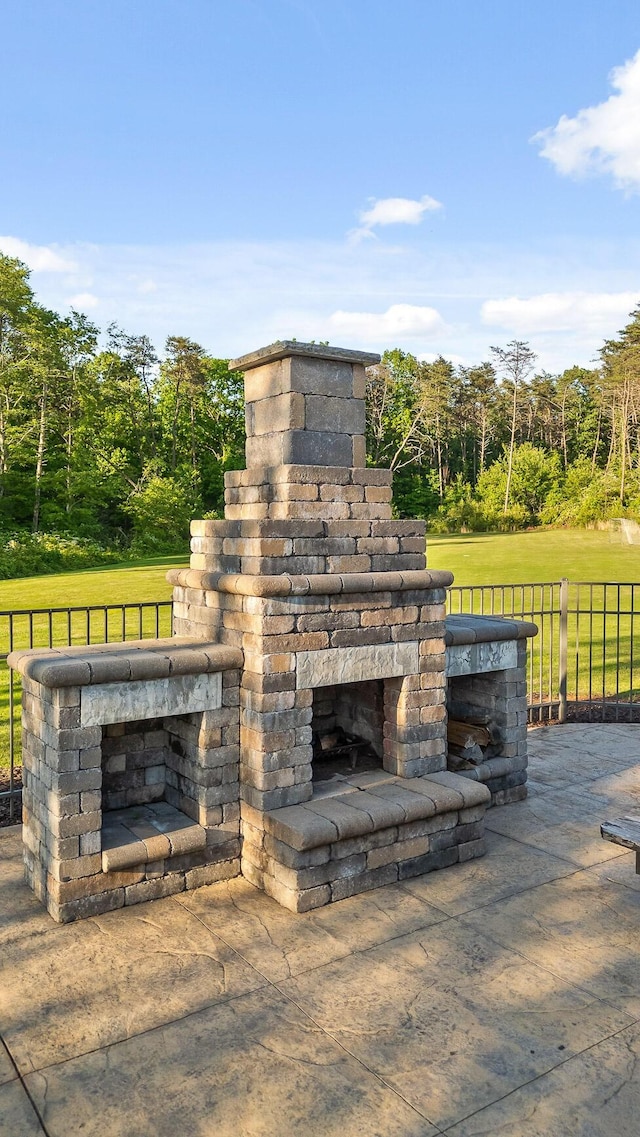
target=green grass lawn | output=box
[1,529,637,614]
[426,528,640,585]
[0,554,188,612]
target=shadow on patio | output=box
[2,723,640,1137]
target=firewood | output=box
[448,742,485,765]
[447,719,490,748]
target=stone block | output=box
[330,862,398,901]
[185,859,240,888]
[124,874,186,905]
[250,392,305,435]
[286,430,354,467]
[80,672,222,726]
[296,641,419,689]
[289,356,353,397]
[397,846,459,879]
[304,395,365,435]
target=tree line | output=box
[1,250,640,574]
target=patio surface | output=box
[2,722,640,1136]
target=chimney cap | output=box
[229,340,381,373]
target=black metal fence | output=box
[2,582,639,824]
[448,579,640,724]
[0,601,173,823]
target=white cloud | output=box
[350,194,442,241]
[0,235,77,272]
[533,49,640,191]
[66,292,100,310]
[481,290,640,334]
[137,279,158,294]
[328,303,445,340]
[20,233,640,374]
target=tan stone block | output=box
[350,503,393,520]
[244,358,286,402]
[261,869,331,913]
[365,486,393,503]
[420,704,446,723]
[51,809,101,839]
[319,484,363,502]
[241,689,296,713]
[185,859,240,888]
[54,853,102,882]
[352,435,366,467]
[361,605,419,627]
[225,503,270,520]
[274,483,318,501]
[240,725,296,753]
[242,651,295,675]
[352,362,366,399]
[326,555,371,573]
[257,631,329,653]
[124,875,186,905]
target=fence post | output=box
[559,577,569,723]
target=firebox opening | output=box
[311,679,384,782]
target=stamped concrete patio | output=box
[2,721,640,1137]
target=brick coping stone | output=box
[7,637,242,688]
[229,340,381,371]
[445,614,538,645]
[167,567,453,596]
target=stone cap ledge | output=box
[167,567,453,597]
[262,771,490,851]
[8,637,242,688]
[229,340,381,372]
[445,614,538,645]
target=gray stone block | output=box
[304,395,365,435]
[285,430,354,467]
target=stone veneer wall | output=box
[101,720,168,811]
[172,564,449,806]
[447,640,529,805]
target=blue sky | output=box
[2,0,640,371]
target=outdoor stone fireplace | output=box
[9,340,536,921]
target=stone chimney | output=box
[233,341,380,470]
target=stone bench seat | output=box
[101,801,207,872]
[264,769,490,852]
[445,614,538,646]
[8,637,242,688]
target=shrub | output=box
[123,475,195,555]
[0,532,119,580]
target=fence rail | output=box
[2,582,639,823]
[447,579,640,724]
[0,601,173,823]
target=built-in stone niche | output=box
[311,679,384,784]
[101,719,169,812]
